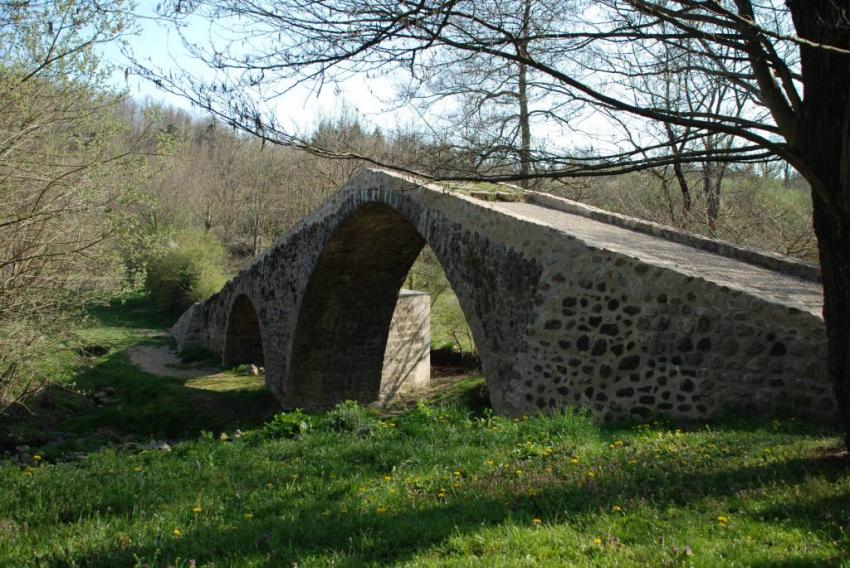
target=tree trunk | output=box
[517,0,532,188]
[788,0,850,447]
[518,61,530,187]
[672,161,692,217]
[702,161,722,236]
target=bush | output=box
[259,410,312,440]
[321,400,379,437]
[395,400,440,437]
[144,230,228,314]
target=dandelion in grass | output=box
[192,506,202,514]
[172,528,183,538]
[587,471,596,478]
[244,512,254,521]
[515,469,524,477]
[532,518,542,526]
[570,457,579,464]
[384,475,392,481]
[454,471,462,477]
[484,459,494,466]
[376,506,387,514]
[717,515,729,527]
[32,455,42,462]
[593,537,602,545]
[612,505,622,513]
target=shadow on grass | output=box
[84,293,178,332]
[0,347,277,454]
[65,441,849,567]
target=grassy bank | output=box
[0,298,848,567]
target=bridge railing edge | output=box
[524,190,822,283]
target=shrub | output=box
[395,400,440,437]
[260,410,312,440]
[321,400,379,437]
[144,230,228,314]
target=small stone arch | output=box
[223,294,264,367]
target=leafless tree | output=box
[0,0,138,412]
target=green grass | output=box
[0,294,276,458]
[431,290,475,354]
[0,297,848,567]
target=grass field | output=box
[1,297,849,567]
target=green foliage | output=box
[259,410,312,440]
[144,230,228,314]
[321,400,379,437]
[406,246,476,355]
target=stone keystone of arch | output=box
[172,168,833,421]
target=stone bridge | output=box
[172,168,834,421]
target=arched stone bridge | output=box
[172,168,833,421]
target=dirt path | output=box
[126,345,222,379]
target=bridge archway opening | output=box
[223,295,264,367]
[287,202,480,408]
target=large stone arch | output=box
[223,294,264,367]
[286,201,494,408]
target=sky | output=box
[96,2,623,155]
[99,3,414,136]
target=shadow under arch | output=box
[223,294,264,367]
[286,201,483,408]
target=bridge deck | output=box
[484,200,824,317]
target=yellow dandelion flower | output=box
[484,460,495,466]
[244,512,254,520]
[454,471,462,477]
[172,528,183,538]
[384,475,392,481]
[192,506,202,514]
[133,466,142,472]
[515,469,524,476]
[532,518,542,525]
[717,515,729,525]
[608,444,615,449]
[593,537,602,545]
[612,505,622,513]
[376,506,387,514]
[570,457,579,464]
[32,455,42,462]
[628,459,638,465]
[587,471,596,478]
